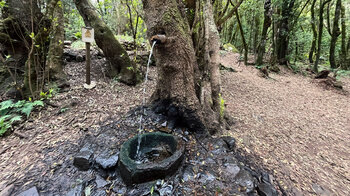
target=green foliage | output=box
[0,0,6,8]
[0,99,44,136]
[74,32,82,39]
[219,94,225,120]
[40,89,54,100]
[71,40,86,49]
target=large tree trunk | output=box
[74,0,140,85]
[329,0,341,69]
[142,0,220,134]
[314,0,332,73]
[256,0,272,66]
[47,1,65,81]
[309,0,317,64]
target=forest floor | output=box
[220,52,350,195]
[0,49,349,195]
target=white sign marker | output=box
[82,27,94,43]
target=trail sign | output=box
[82,27,94,43]
[82,27,95,88]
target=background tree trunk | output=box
[276,0,295,65]
[340,2,348,69]
[314,0,332,73]
[74,0,140,85]
[256,0,271,66]
[235,9,248,65]
[329,0,341,69]
[309,0,317,64]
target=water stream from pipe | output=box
[135,41,157,162]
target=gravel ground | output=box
[220,52,350,195]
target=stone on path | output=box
[73,146,93,171]
[18,186,39,196]
[257,183,278,196]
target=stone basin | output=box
[118,132,185,185]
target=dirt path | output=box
[220,52,350,195]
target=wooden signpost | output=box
[82,27,96,89]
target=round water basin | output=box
[118,132,185,185]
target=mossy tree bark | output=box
[314,0,332,73]
[142,0,221,134]
[74,0,140,85]
[256,0,271,66]
[47,1,65,81]
[309,0,317,64]
[329,0,341,69]
[340,4,349,70]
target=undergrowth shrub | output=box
[0,99,44,136]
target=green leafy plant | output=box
[0,99,44,136]
[74,31,82,39]
[40,88,54,100]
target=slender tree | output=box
[309,0,318,63]
[314,0,332,73]
[340,2,348,69]
[329,0,341,69]
[74,0,140,85]
[235,8,248,65]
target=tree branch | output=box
[216,0,243,28]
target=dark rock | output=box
[261,172,273,184]
[211,139,228,155]
[235,169,255,193]
[223,163,240,179]
[73,147,93,171]
[198,171,216,184]
[157,182,173,196]
[18,186,39,196]
[95,150,119,169]
[181,165,195,182]
[91,189,107,196]
[113,187,127,195]
[221,136,236,151]
[95,175,110,189]
[66,184,84,196]
[257,183,278,196]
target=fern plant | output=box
[0,99,44,136]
